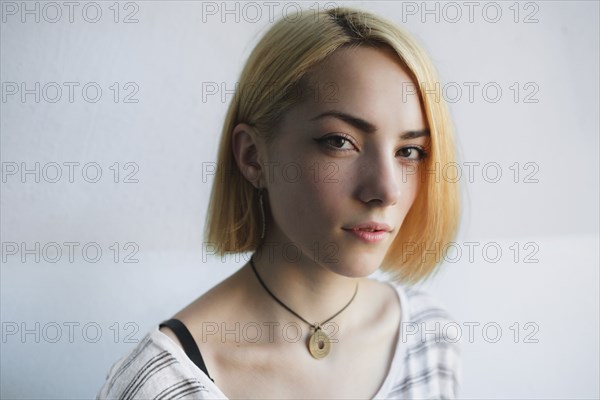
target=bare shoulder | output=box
[158,266,250,347]
[361,277,402,313]
[349,277,402,340]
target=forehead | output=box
[295,45,425,128]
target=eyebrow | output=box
[310,110,430,140]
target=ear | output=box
[231,122,263,188]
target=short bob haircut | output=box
[205,6,460,285]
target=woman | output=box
[98,6,461,399]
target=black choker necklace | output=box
[249,254,359,359]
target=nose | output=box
[355,152,402,207]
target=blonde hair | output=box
[204,6,460,285]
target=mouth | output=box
[342,223,392,244]
[342,222,393,233]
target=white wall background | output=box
[1,0,598,398]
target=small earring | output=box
[257,187,266,239]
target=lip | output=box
[342,222,393,244]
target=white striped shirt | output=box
[97,282,462,399]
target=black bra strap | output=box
[159,318,214,382]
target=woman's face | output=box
[261,45,429,277]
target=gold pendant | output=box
[308,327,330,359]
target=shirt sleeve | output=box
[389,287,463,399]
[96,333,221,400]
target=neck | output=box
[248,241,360,328]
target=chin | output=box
[323,259,383,279]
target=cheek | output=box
[399,167,423,222]
[405,168,421,203]
[406,168,421,201]
[267,159,347,237]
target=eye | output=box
[315,134,357,152]
[397,146,428,161]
